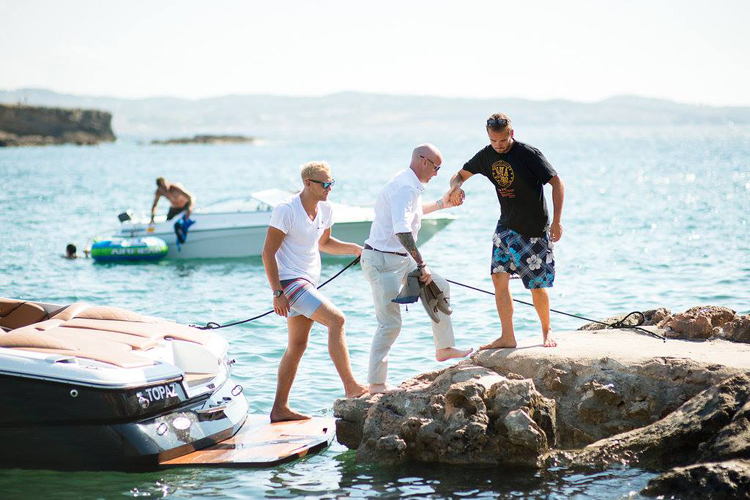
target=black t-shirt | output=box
[463,141,556,237]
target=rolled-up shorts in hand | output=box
[490,222,555,289]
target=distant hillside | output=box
[1,88,748,139]
[0,103,115,147]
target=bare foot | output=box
[543,330,557,347]
[270,407,311,423]
[479,337,517,350]
[345,382,369,399]
[368,383,403,394]
[435,346,474,362]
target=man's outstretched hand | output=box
[446,187,465,207]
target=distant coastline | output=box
[150,134,256,145]
[0,103,115,147]
[1,89,748,140]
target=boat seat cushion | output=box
[64,318,212,345]
[52,303,158,323]
[2,322,158,368]
[0,331,75,350]
[0,299,49,331]
[13,348,153,369]
[77,306,158,323]
[50,327,160,350]
[1,301,208,368]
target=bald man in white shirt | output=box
[361,144,473,394]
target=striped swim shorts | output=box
[490,223,555,289]
[280,278,330,319]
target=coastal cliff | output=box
[335,306,750,499]
[0,104,116,147]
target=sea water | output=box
[1,124,748,498]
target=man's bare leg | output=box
[480,272,517,349]
[530,287,557,347]
[435,346,474,361]
[270,315,313,422]
[311,303,368,398]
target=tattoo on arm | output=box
[396,232,423,266]
[450,172,465,189]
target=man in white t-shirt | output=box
[262,161,368,422]
[361,144,473,394]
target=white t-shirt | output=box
[269,194,334,284]
[365,168,424,253]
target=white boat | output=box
[111,189,456,259]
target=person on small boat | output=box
[262,161,368,422]
[448,113,565,349]
[361,144,473,395]
[150,177,196,223]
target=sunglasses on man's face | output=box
[420,155,441,172]
[486,118,509,128]
[309,179,335,189]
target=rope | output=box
[445,279,666,342]
[194,256,361,330]
[193,257,666,343]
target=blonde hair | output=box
[300,161,331,180]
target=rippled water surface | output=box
[1,124,748,498]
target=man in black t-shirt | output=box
[448,113,565,349]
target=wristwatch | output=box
[273,289,284,298]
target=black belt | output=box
[364,244,408,257]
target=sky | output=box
[1,0,749,106]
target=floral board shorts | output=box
[490,223,555,289]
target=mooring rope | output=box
[194,256,361,330]
[192,257,666,342]
[445,279,666,342]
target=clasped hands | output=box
[445,186,465,207]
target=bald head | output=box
[411,144,442,168]
[410,143,443,183]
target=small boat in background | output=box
[110,189,456,259]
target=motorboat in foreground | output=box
[0,298,333,470]
[111,189,456,259]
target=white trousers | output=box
[361,248,455,385]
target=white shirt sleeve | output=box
[324,202,335,230]
[390,185,417,235]
[269,203,293,234]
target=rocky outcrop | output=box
[337,363,556,466]
[0,104,115,147]
[335,329,750,463]
[150,134,256,145]
[549,373,750,498]
[549,373,750,469]
[725,316,750,344]
[334,318,750,500]
[580,306,750,344]
[472,328,748,448]
[578,308,672,331]
[667,306,737,340]
[642,460,750,499]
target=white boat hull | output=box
[115,211,455,260]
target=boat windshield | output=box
[201,197,273,213]
[201,189,298,214]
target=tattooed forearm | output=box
[449,171,465,189]
[396,232,424,266]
